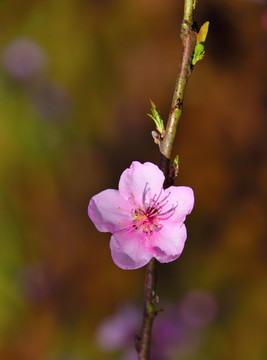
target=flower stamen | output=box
[116,186,178,238]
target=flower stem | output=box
[136,1,198,359]
[136,258,158,360]
[160,0,196,161]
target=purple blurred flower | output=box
[96,291,217,359]
[96,304,140,352]
[179,289,218,328]
[1,37,47,82]
[152,307,188,359]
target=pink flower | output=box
[88,161,194,270]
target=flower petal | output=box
[119,161,165,206]
[110,232,153,270]
[88,189,131,233]
[151,223,187,263]
[163,186,194,224]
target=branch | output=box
[136,1,208,358]
[135,258,158,360]
[160,0,197,161]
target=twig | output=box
[136,1,199,359]
[160,0,197,161]
[136,258,158,360]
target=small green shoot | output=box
[169,154,179,179]
[173,154,179,167]
[192,21,209,66]
[147,100,165,137]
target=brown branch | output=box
[136,1,199,359]
[136,258,158,360]
[160,2,197,161]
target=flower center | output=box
[128,185,177,237]
[132,207,162,235]
[116,185,178,239]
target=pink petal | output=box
[88,189,131,233]
[164,186,194,224]
[110,232,153,270]
[119,162,165,206]
[150,223,187,263]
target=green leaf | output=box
[147,100,165,136]
[197,21,209,45]
[192,21,209,66]
[192,44,205,65]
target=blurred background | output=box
[0,0,267,359]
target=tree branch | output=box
[160,0,197,161]
[136,1,199,359]
[136,258,158,360]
